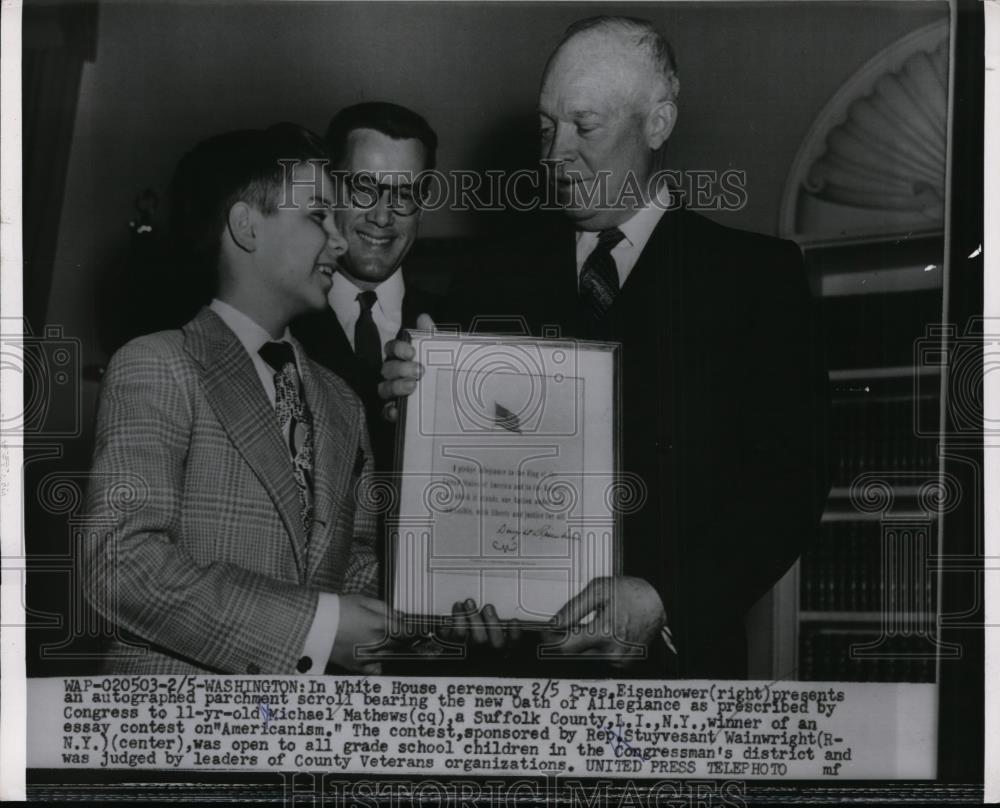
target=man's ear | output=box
[226,201,257,253]
[645,99,678,151]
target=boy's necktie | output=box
[259,341,314,536]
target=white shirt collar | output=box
[575,186,671,287]
[209,298,292,355]
[328,266,405,319]
[328,267,406,351]
[617,185,671,253]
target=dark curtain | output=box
[22,0,98,333]
[22,1,100,676]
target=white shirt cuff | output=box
[297,592,340,674]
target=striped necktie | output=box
[579,227,626,337]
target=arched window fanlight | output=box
[779,20,949,244]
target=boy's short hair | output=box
[168,123,330,277]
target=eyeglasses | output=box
[342,172,422,217]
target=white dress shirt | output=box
[328,268,405,354]
[575,189,671,288]
[209,298,339,674]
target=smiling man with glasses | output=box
[294,102,440,472]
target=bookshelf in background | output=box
[762,234,947,683]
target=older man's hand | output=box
[436,599,523,650]
[541,576,666,669]
[379,313,435,422]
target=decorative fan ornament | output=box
[780,20,949,241]
[806,43,947,218]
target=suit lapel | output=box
[607,210,681,597]
[314,308,364,386]
[610,208,677,317]
[183,308,308,577]
[401,286,420,330]
[295,343,355,582]
[609,208,680,389]
[401,284,439,330]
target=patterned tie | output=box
[354,290,383,374]
[258,341,314,536]
[579,227,626,338]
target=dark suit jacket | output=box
[293,275,441,472]
[441,208,831,678]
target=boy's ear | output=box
[226,201,256,253]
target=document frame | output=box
[388,330,623,626]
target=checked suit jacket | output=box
[83,306,380,675]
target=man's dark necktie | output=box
[354,290,383,373]
[258,341,314,536]
[578,227,626,338]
